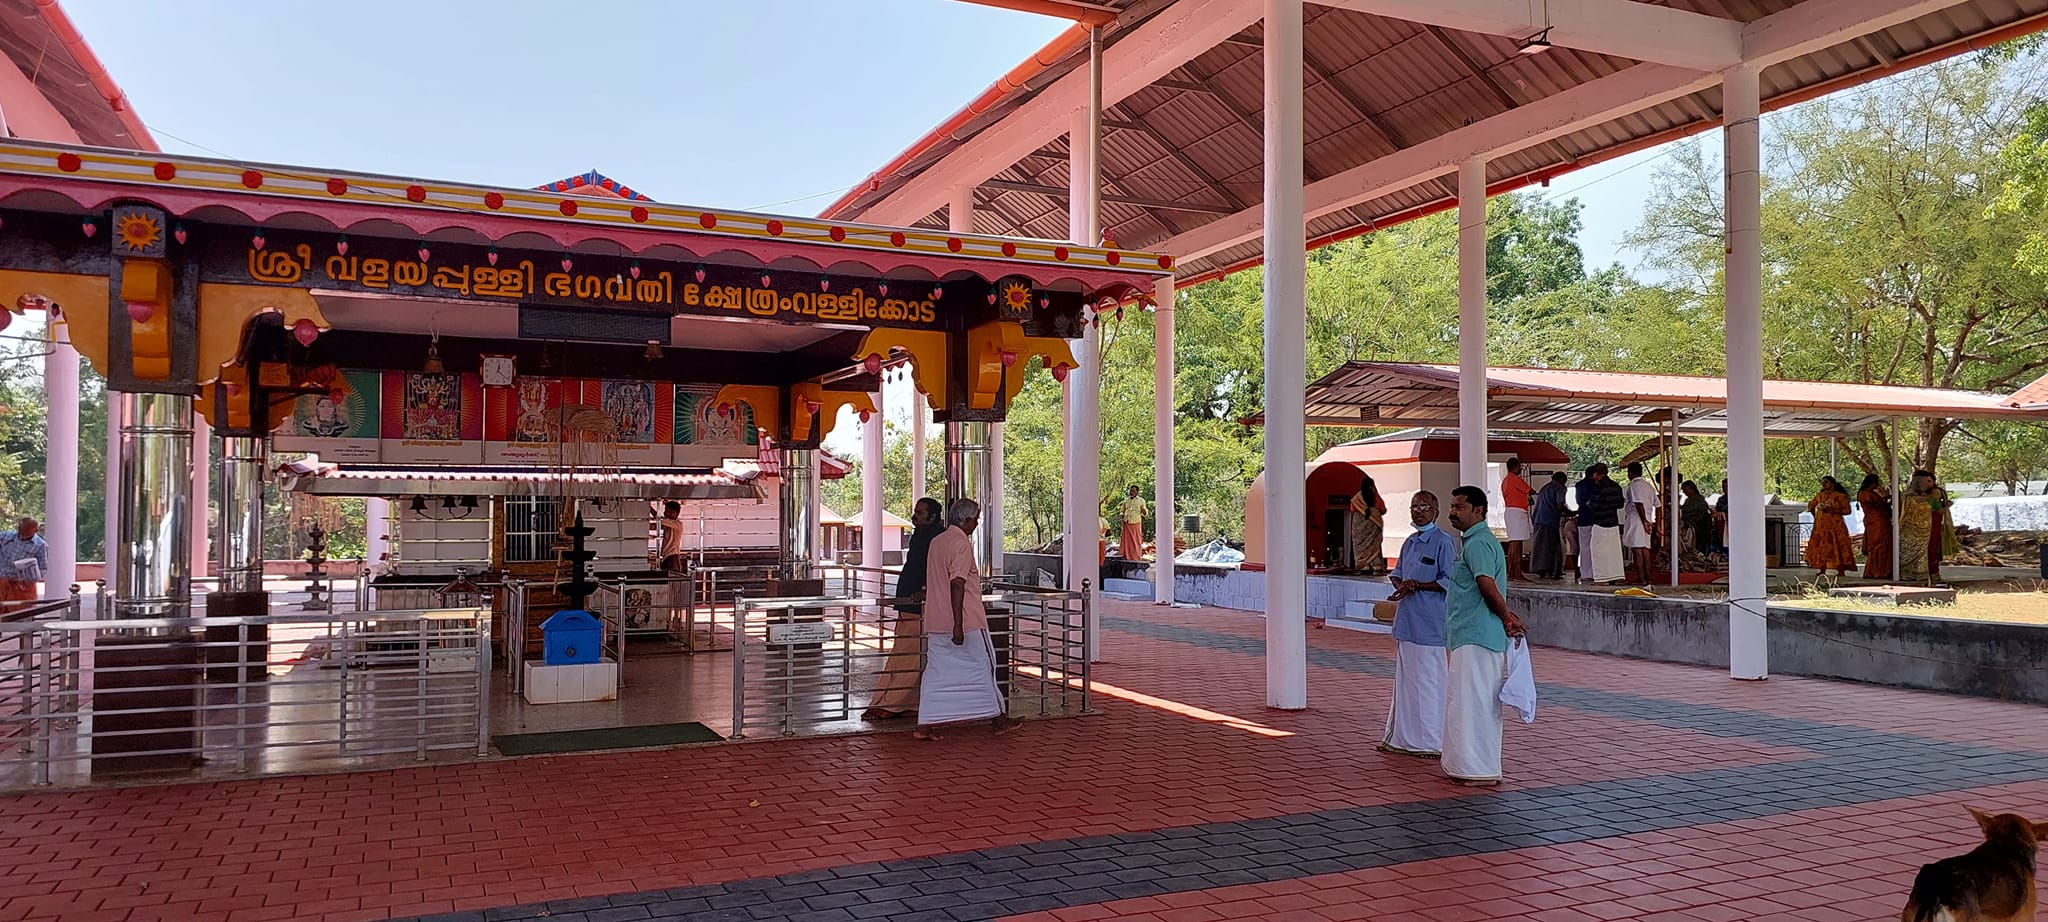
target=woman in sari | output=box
[1805,476,1856,577]
[1679,481,1714,556]
[1899,470,1956,583]
[1856,473,1893,580]
[1348,472,1388,576]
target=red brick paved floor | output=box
[1,600,2044,922]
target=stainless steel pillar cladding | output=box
[779,448,817,580]
[115,393,194,624]
[218,437,266,593]
[944,422,994,569]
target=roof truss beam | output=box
[853,0,1264,226]
[1311,0,1745,72]
[980,178,1237,214]
[1160,61,1720,261]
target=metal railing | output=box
[0,605,490,789]
[729,583,1089,739]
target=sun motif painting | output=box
[113,210,163,255]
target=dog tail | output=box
[1902,862,1965,922]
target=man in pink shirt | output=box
[913,498,1016,740]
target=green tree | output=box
[1633,54,2048,479]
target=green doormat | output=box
[492,722,722,756]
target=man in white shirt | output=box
[1623,462,1657,584]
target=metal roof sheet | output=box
[828,0,2048,286]
[1251,362,2048,436]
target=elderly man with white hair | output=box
[0,517,46,603]
[912,498,1017,741]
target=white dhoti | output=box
[1622,516,1651,549]
[1382,641,1446,756]
[1589,526,1626,583]
[917,629,1004,725]
[1503,508,1532,543]
[1576,525,1594,580]
[1443,644,1507,783]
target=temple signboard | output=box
[200,231,1076,331]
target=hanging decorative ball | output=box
[859,408,872,424]
[1040,296,1050,309]
[561,256,574,272]
[125,300,153,323]
[418,245,431,263]
[292,319,320,346]
[804,399,822,415]
[251,230,265,250]
[80,219,96,238]
[1051,363,1070,383]
[335,236,349,256]
[986,291,998,305]
[819,277,831,293]
[862,353,883,376]
[487,247,499,266]
[878,283,889,297]
[760,273,772,288]
[172,224,187,245]
[695,266,707,284]
[630,261,642,280]
[1000,350,1018,368]
[932,285,943,300]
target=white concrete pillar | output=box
[988,420,1004,576]
[911,400,928,503]
[949,183,1002,574]
[191,413,212,582]
[365,496,391,606]
[1457,157,1489,491]
[43,323,78,593]
[104,391,124,586]
[1263,0,1308,710]
[1066,35,1105,660]
[1153,274,1177,604]
[1723,63,1768,681]
[862,394,886,602]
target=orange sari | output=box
[1806,490,1856,572]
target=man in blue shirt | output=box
[1380,491,1459,757]
[1442,486,1526,787]
[0,517,48,603]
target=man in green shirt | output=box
[1441,485,1526,787]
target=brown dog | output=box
[1900,807,2048,921]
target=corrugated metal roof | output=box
[1250,362,2048,437]
[832,0,2048,284]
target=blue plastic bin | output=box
[540,610,602,665]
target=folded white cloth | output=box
[1500,638,1536,724]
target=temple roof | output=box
[535,170,652,202]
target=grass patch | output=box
[1775,580,2048,625]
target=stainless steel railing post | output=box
[32,627,51,785]
[477,591,493,757]
[235,621,251,773]
[1079,579,1092,714]
[729,594,746,740]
